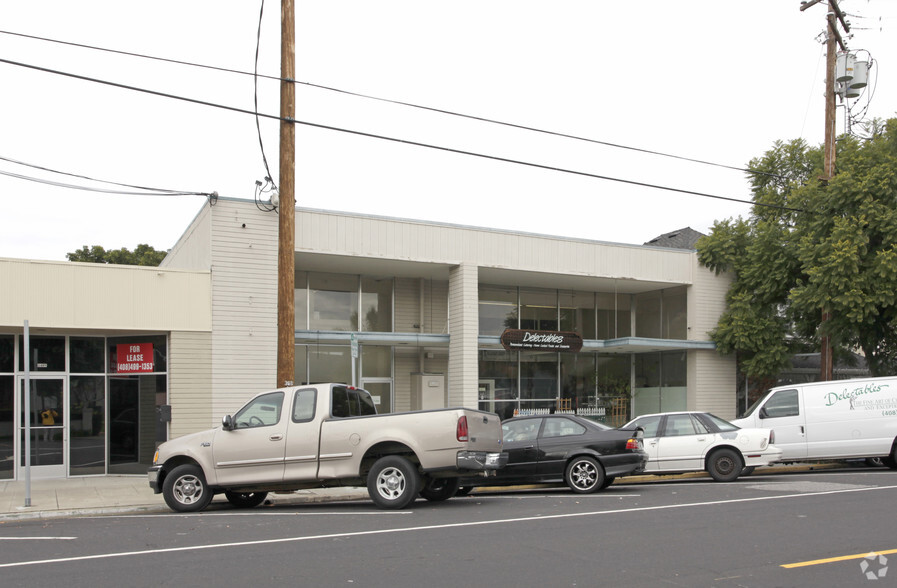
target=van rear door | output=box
[757,388,807,460]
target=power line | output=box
[0,155,213,196]
[0,28,782,180]
[0,56,806,214]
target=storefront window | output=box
[69,375,105,475]
[0,335,13,372]
[295,270,308,330]
[597,294,631,339]
[478,284,517,336]
[309,273,359,331]
[70,337,105,374]
[362,346,391,378]
[308,345,351,384]
[361,277,393,332]
[478,350,518,420]
[0,375,11,479]
[18,335,65,372]
[663,287,688,339]
[294,345,309,385]
[635,291,662,339]
[520,351,557,408]
[560,353,595,408]
[559,291,596,339]
[519,288,557,331]
[107,335,167,374]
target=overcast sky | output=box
[1,1,895,262]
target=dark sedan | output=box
[458,414,648,494]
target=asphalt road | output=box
[1,467,895,588]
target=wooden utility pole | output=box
[802,0,849,381]
[276,0,296,388]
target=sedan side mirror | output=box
[222,414,235,431]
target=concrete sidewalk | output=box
[0,476,370,521]
[0,463,843,522]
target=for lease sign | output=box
[116,343,154,373]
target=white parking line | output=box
[0,537,77,541]
[2,484,896,569]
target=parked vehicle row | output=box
[149,377,897,513]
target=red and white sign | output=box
[116,343,154,373]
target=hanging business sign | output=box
[116,343,155,373]
[500,329,583,352]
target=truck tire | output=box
[225,491,268,509]
[564,456,605,494]
[367,456,421,510]
[163,464,214,512]
[707,448,743,482]
[420,477,461,501]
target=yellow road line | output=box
[782,548,897,568]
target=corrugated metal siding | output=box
[209,200,279,418]
[168,330,213,437]
[161,205,211,270]
[0,259,210,331]
[688,260,732,341]
[448,263,478,407]
[295,209,694,284]
[688,350,737,420]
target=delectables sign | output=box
[116,343,154,373]
[500,329,583,352]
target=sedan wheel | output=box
[707,448,743,482]
[564,456,605,494]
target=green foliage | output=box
[66,243,167,266]
[697,118,897,378]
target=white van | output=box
[731,376,897,468]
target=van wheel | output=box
[420,477,461,501]
[367,456,421,509]
[163,464,214,512]
[885,449,897,470]
[707,448,743,482]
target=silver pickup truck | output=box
[148,383,507,511]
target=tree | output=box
[66,243,167,266]
[697,118,897,378]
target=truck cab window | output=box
[762,389,799,418]
[234,392,284,428]
[292,389,317,422]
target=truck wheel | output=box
[420,477,461,501]
[455,486,473,497]
[163,464,214,512]
[565,456,605,494]
[367,456,421,509]
[225,491,268,509]
[741,466,756,476]
[707,448,743,482]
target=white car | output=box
[621,411,782,482]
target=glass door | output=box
[17,376,66,478]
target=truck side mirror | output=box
[222,415,235,431]
[758,406,768,419]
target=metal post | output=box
[23,320,31,507]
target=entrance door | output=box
[17,377,66,479]
[361,380,392,413]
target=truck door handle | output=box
[269,434,283,441]
[800,426,805,435]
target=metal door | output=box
[17,376,66,478]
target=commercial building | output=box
[0,197,735,480]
